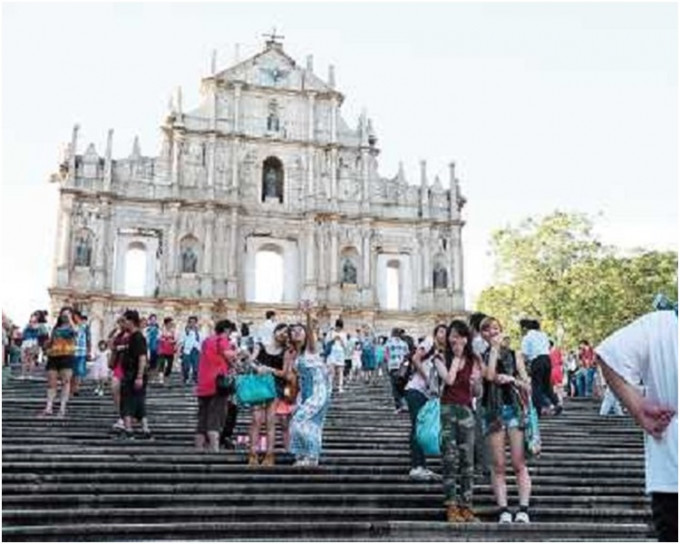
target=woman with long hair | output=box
[40,307,78,418]
[289,303,332,467]
[108,316,129,431]
[404,323,447,480]
[480,316,532,523]
[431,320,483,523]
[248,323,290,466]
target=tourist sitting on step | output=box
[118,310,152,439]
[195,319,238,453]
[596,301,677,543]
[247,323,291,467]
[405,324,447,481]
[479,316,533,524]
[289,302,332,467]
[431,320,483,524]
[39,306,78,418]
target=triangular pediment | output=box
[213,45,334,93]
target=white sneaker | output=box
[409,467,429,480]
[112,419,125,431]
[514,511,530,523]
[499,511,513,524]
[421,468,441,480]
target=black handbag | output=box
[215,374,236,396]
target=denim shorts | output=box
[73,356,88,378]
[483,404,522,435]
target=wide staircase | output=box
[2,371,654,541]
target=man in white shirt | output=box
[520,318,562,416]
[596,308,677,542]
[256,311,276,346]
[179,316,202,385]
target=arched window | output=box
[254,246,283,303]
[386,260,401,310]
[124,242,147,296]
[262,156,284,203]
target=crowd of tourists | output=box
[2,297,676,539]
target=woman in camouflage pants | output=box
[432,320,484,523]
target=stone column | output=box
[201,205,215,296]
[171,131,183,196]
[54,193,74,287]
[233,84,242,133]
[361,220,373,306]
[453,228,464,297]
[328,218,340,303]
[68,124,79,186]
[360,148,370,214]
[303,218,317,300]
[166,203,181,294]
[330,96,338,144]
[420,160,429,219]
[94,198,111,291]
[103,130,113,191]
[207,134,216,189]
[226,208,239,299]
[307,92,316,142]
[230,139,239,194]
[330,147,338,211]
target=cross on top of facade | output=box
[263,27,285,47]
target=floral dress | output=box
[289,352,332,462]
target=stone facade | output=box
[48,38,467,343]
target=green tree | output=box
[477,211,677,347]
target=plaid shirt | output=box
[385,337,409,371]
[74,323,90,358]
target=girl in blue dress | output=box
[288,303,332,467]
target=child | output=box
[350,341,362,383]
[91,340,110,396]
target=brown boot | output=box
[248,452,259,466]
[261,452,275,467]
[446,505,465,523]
[458,506,480,523]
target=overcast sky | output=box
[1,2,677,323]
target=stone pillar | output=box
[226,208,239,299]
[166,203,181,294]
[360,148,370,214]
[171,131,183,196]
[207,134,216,189]
[103,129,113,191]
[202,205,215,297]
[233,84,242,133]
[94,198,111,291]
[449,162,458,221]
[330,96,338,144]
[330,147,338,211]
[303,218,317,300]
[453,228,464,296]
[328,218,340,303]
[54,193,74,287]
[361,220,373,306]
[307,92,316,142]
[420,160,429,219]
[68,124,79,186]
[230,139,239,194]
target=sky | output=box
[1,2,677,323]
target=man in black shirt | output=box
[120,310,151,439]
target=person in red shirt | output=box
[195,320,238,452]
[549,341,564,406]
[157,318,178,386]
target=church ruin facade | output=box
[48,36,467,342]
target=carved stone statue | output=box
[181,246,198,274]
[263,167,278,199]
[433,264,448,289]
[342,258,357,285]
[267,113,279,132]
[74,235,92,267]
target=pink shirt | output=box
[195,335,231,397]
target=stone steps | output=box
[2,373,654,540]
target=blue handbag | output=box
[235,373,277,406]
[416,398,441,456]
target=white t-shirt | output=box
[595,311,678,494]
[405,337,439,398]
[257,319,276,346]
[521,330,551,361]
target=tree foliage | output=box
[477,211,678,347]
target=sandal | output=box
[37,408,53,418]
